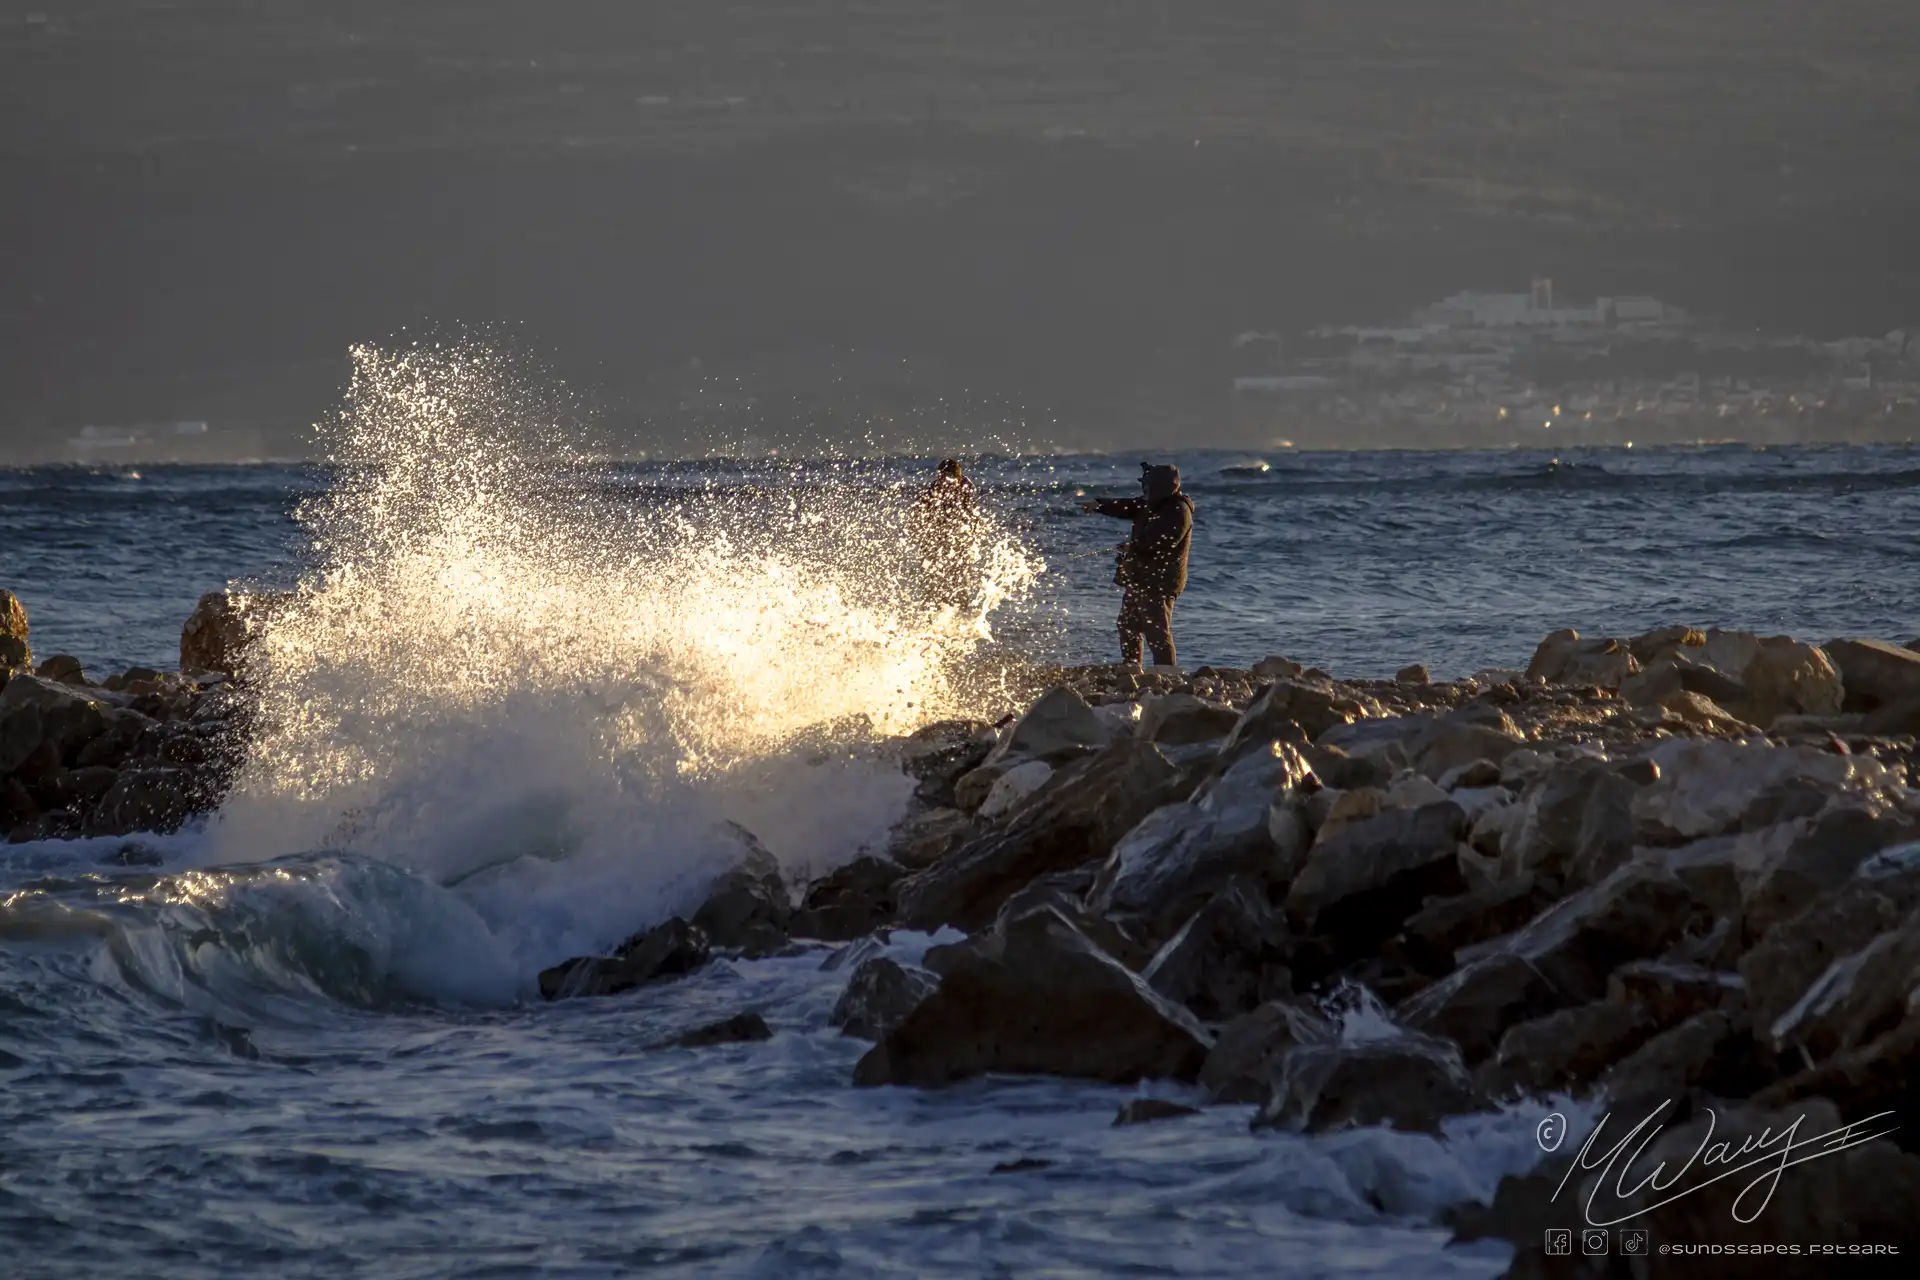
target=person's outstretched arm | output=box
[1082,497,1145,518]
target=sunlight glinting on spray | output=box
[207,343,1042,906]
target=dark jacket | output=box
[1092,464,1194,597]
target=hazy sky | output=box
[3,1,1916,456]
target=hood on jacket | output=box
[1141,463,1182,503]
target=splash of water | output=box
[202,343,1041,976]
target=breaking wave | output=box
[179,342,1041,1000]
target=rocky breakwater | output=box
[1,589,275,842]
[535,627,1920,1268]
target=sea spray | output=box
[200,343,1042,983]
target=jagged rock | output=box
[0,674,111,772]
[1090,741,1310,933]
[0,589,29,674]
[1414,723,1525,782]
[977,759,1053,820]
[1197,998,1336,1104]
[1438,758,1504,790]
[1753,1018,1920,1146]
[953,759,1020,813]
[1254,1033,1484,1134]
[1313,785,1381,838]
[72,707,156,770]
[1764,903,1920,1059]
[86,767,196,836]
[1607,960,1745,1026]
[1634,688,1757,734]
[789,855,904,942]
[1220,679,1364,763]
[1741,636,1844,726]
[538,917,710,999]
[985,686,1112,766]
[1596,1008,1767,1108]
[1626,623,1707,666]
[990,870,1153,970]
[1398,875,1556,974]
[1395,663,1431,685]
[900,721,995,807]
[894,739,1184,933]
[656,1012,771,1048]
[1566,768,1638,886]
[1304,742,1394,792]
[34,654,85,685]
[1383,770,1450,809]
[48,765,119,810]
[1476,999,1660,1098]
[1620,650,1752,711]
[1742,806,1917,939]
[1631,739,1856,843]
[1,776,39,830]
[1251,655,1303,680]
[180,589,283,676]
[1113,1099,1201,1126]
[690,824,791,954]
[852,906,1212,1087]
[1136,693,1240,746]
[1504,756,1638,879]
[884,807,973,870]
[831,956,938,1040]
[1739,840,1920,1040]
[1286,801,1468,953]
[1524,629,1637,689]
[1141,880,1293,1022]
[1397,952,1563,1063]
[1827,637,1920,711]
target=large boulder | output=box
[1763,904,1920,1061]
[1524,629,1637,689]
[86,766,197,835]
[1631,739,1855,843]
[899,721,995,808]
[1254,1032,1484,1134]
[1136,693,1241,746]
[1088,741,1311,933]
[789,854,904,942]
[1476,998,1660,1098]
[852,905,1212,1087]
[1197,998,1337,1103]
[1140,880,1293,1022]
[1413,723,1526,782]
[976,760,1054,820]
[1741,807,1917,940]
[883,806,973,870]
[1219,679,1367,763]
[1827,637,1920,711]
[894,739,1185,933]
[0,588,29,672]
[985,686,1111,766]
[180,589,284,677]
[690,824,791,954]
[1397,875,1556,974]
[0,674,111,773]
[1397,952,1563,1063]
[1285,801,1468,954]
[538,917,711,999]
[1741,636,1844,726]
[831,956,939,1040]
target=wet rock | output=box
[72,707,157,770]
[690,825,791,955]
[1476,999,1660,1098]
[1286,801,1468,954]
[989,870,1153,970]
[86,766,196,836]
[0,588,29,672]
[789,855,904,942]
[1136,693,1240,746]
[831,956,939,1040]
[538,917,711,1000]
[1398,875,1556,974]
[976,759,1053,820]
[986,686,1112,766]
[1397,952,1563,1063]
[1198,998,1337,1104]
[0,674,111,771]
[852,905,1212,1087]
[1827,637,1920,711]
[34,654,85,685]
[180,589,284,677]
[900,721,995,807]
[1741,636,1844,726]
[1113,1098,1201,1126]
[953,758,1020,813]
[894,739,1184,933]
[1220,679,1365,763]
[883,807,973,870]
[1607,960,1746,1026]
[1525,629,1637,689]
[1739,840,1920,1039]
[1255,1033,1484,1134]
[1742,806,1917,939]
[48,766,119,810]
[1596,1008,1767,1108]
[1,776,40,830]
[1090,741,1311,934]
[1141,880,1293,1022]
[1395,663,1430,685]
[657,1012,771,1048]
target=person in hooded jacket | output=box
[1081,462,1194,668]
[911,458,980,607]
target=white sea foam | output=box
[188,342,1041,998]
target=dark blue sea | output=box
[2,443,1917,1278]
